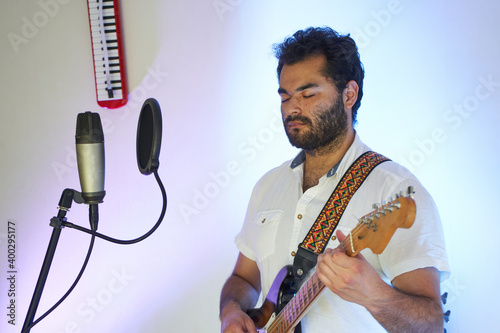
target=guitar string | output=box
[267,198,407,332]
[268,272,324,332]
[267,261,328,332]
[308,198,405,255]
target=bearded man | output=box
[219,27,450,333]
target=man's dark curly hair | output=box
[274,27,365,123]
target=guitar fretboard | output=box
[267,273,324,332]
[266,225,364,332]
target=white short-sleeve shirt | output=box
[235,133,450,332]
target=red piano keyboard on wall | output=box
[87,0,128,108]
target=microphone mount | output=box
[22,98,166,333]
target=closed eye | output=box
[279,94,290,103]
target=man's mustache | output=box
[284,115,312,126]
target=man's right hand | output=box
[220,305,258,333]
[219,253,262,332]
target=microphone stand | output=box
[21,189,83,333]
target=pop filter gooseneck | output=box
[137,97,162,175]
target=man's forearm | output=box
[367,286,444,333]
[219,274,260,318]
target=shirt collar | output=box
[290,150,341,178]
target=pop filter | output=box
[137,98,162,175]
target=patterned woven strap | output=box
[300,151,390,254]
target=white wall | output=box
[1,0,499,332]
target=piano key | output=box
[87,0,127,108]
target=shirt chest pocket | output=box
[252,210,283,261]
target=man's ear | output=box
[343,80,359,109]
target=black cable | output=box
[21,229,96,333]
[62,170,167,245]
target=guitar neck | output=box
[266,272,325,333]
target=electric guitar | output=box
[247,188,417,333]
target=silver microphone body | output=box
[76,112,105,204]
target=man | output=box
[219,27,449,332]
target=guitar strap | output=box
[292,151,390,278]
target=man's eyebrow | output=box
[277,83,319,95]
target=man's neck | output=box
[302,128,355,192]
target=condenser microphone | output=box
[75,111,105,204]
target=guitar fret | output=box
[287,304,293,325]
[306,280,312,305]
[302,281,309,309]
[280,314,286,332]
[290,298,300,318]
[294,296,299,318]
[315,276,320,291]
[299,288,305,312]
[310,275,317,294]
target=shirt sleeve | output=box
[378,177,451,282]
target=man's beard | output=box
[283,95,348,152]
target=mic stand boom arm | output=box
[21,189,83,333]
